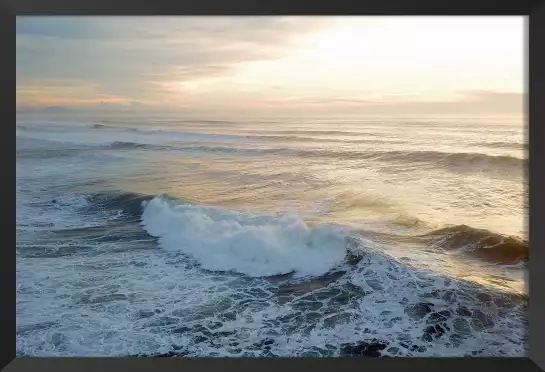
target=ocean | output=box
[16,114,528,357]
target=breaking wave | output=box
[424,225,528,264]
[140,195,348,278]
[17,190,529,357]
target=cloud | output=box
[16,17,110,39]
[16,17,523,116]
[16,76,131,107]
[16,16,330,107]
[252,91,525,116]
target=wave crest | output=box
[140,195,348,278]
[108,141,160,150]
[166,145,526,173]
[426,225,528,264]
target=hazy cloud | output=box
[16,16,524,116]
[253,91,525,116]
[16,16,329,107]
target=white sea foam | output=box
[16,193,122,233]
[15,232,528,357]
[16,193,528,357]
[141,195,347,278]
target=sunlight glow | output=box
[16,16,525,114]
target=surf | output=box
[140,195,348,278]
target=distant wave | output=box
[16,124,62,133]
[369,150,526,169]
[248,135,406,145]
[475,141,528,150]
[16,148,83,160]
[424,225,528,264]
[107,141,161,150]
[16,137,95,159]
[150,119,238,125]
[167,145,526,172]
[92,123,138,132]
[175,145,282,156]
[291,149,526,174]
[17,130,526,176]
[260,130,384,137]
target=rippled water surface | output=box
[16,115,528,356]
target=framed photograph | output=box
[7,1,544,371]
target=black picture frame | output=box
[5,0,545,371]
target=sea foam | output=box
[141,195,347,278]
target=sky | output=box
[16,16,526,117]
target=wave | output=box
[91,123,139,132]
[140,195,348,278]
[30,188,528,268]
[16,123,68,133]
[85,191,152,217]
[168,145,526,172]
[316,149,526,173]
[171,145,282,157]
[90,127,249,144]
[259,130,384,137]
[18,186,529,357]
[475,141,528,150]
[16,148,87,160]
[144,119,238,125]
[371,150,526,170]
[330,190,392,211]
[107,141,163,150]
[133,129,246,143]
[16,137,99,159]
[43,188,530,264]
[424,225,528,264]
[299,149,524,168]
[17,138,162,155]
[248,135,406,145]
